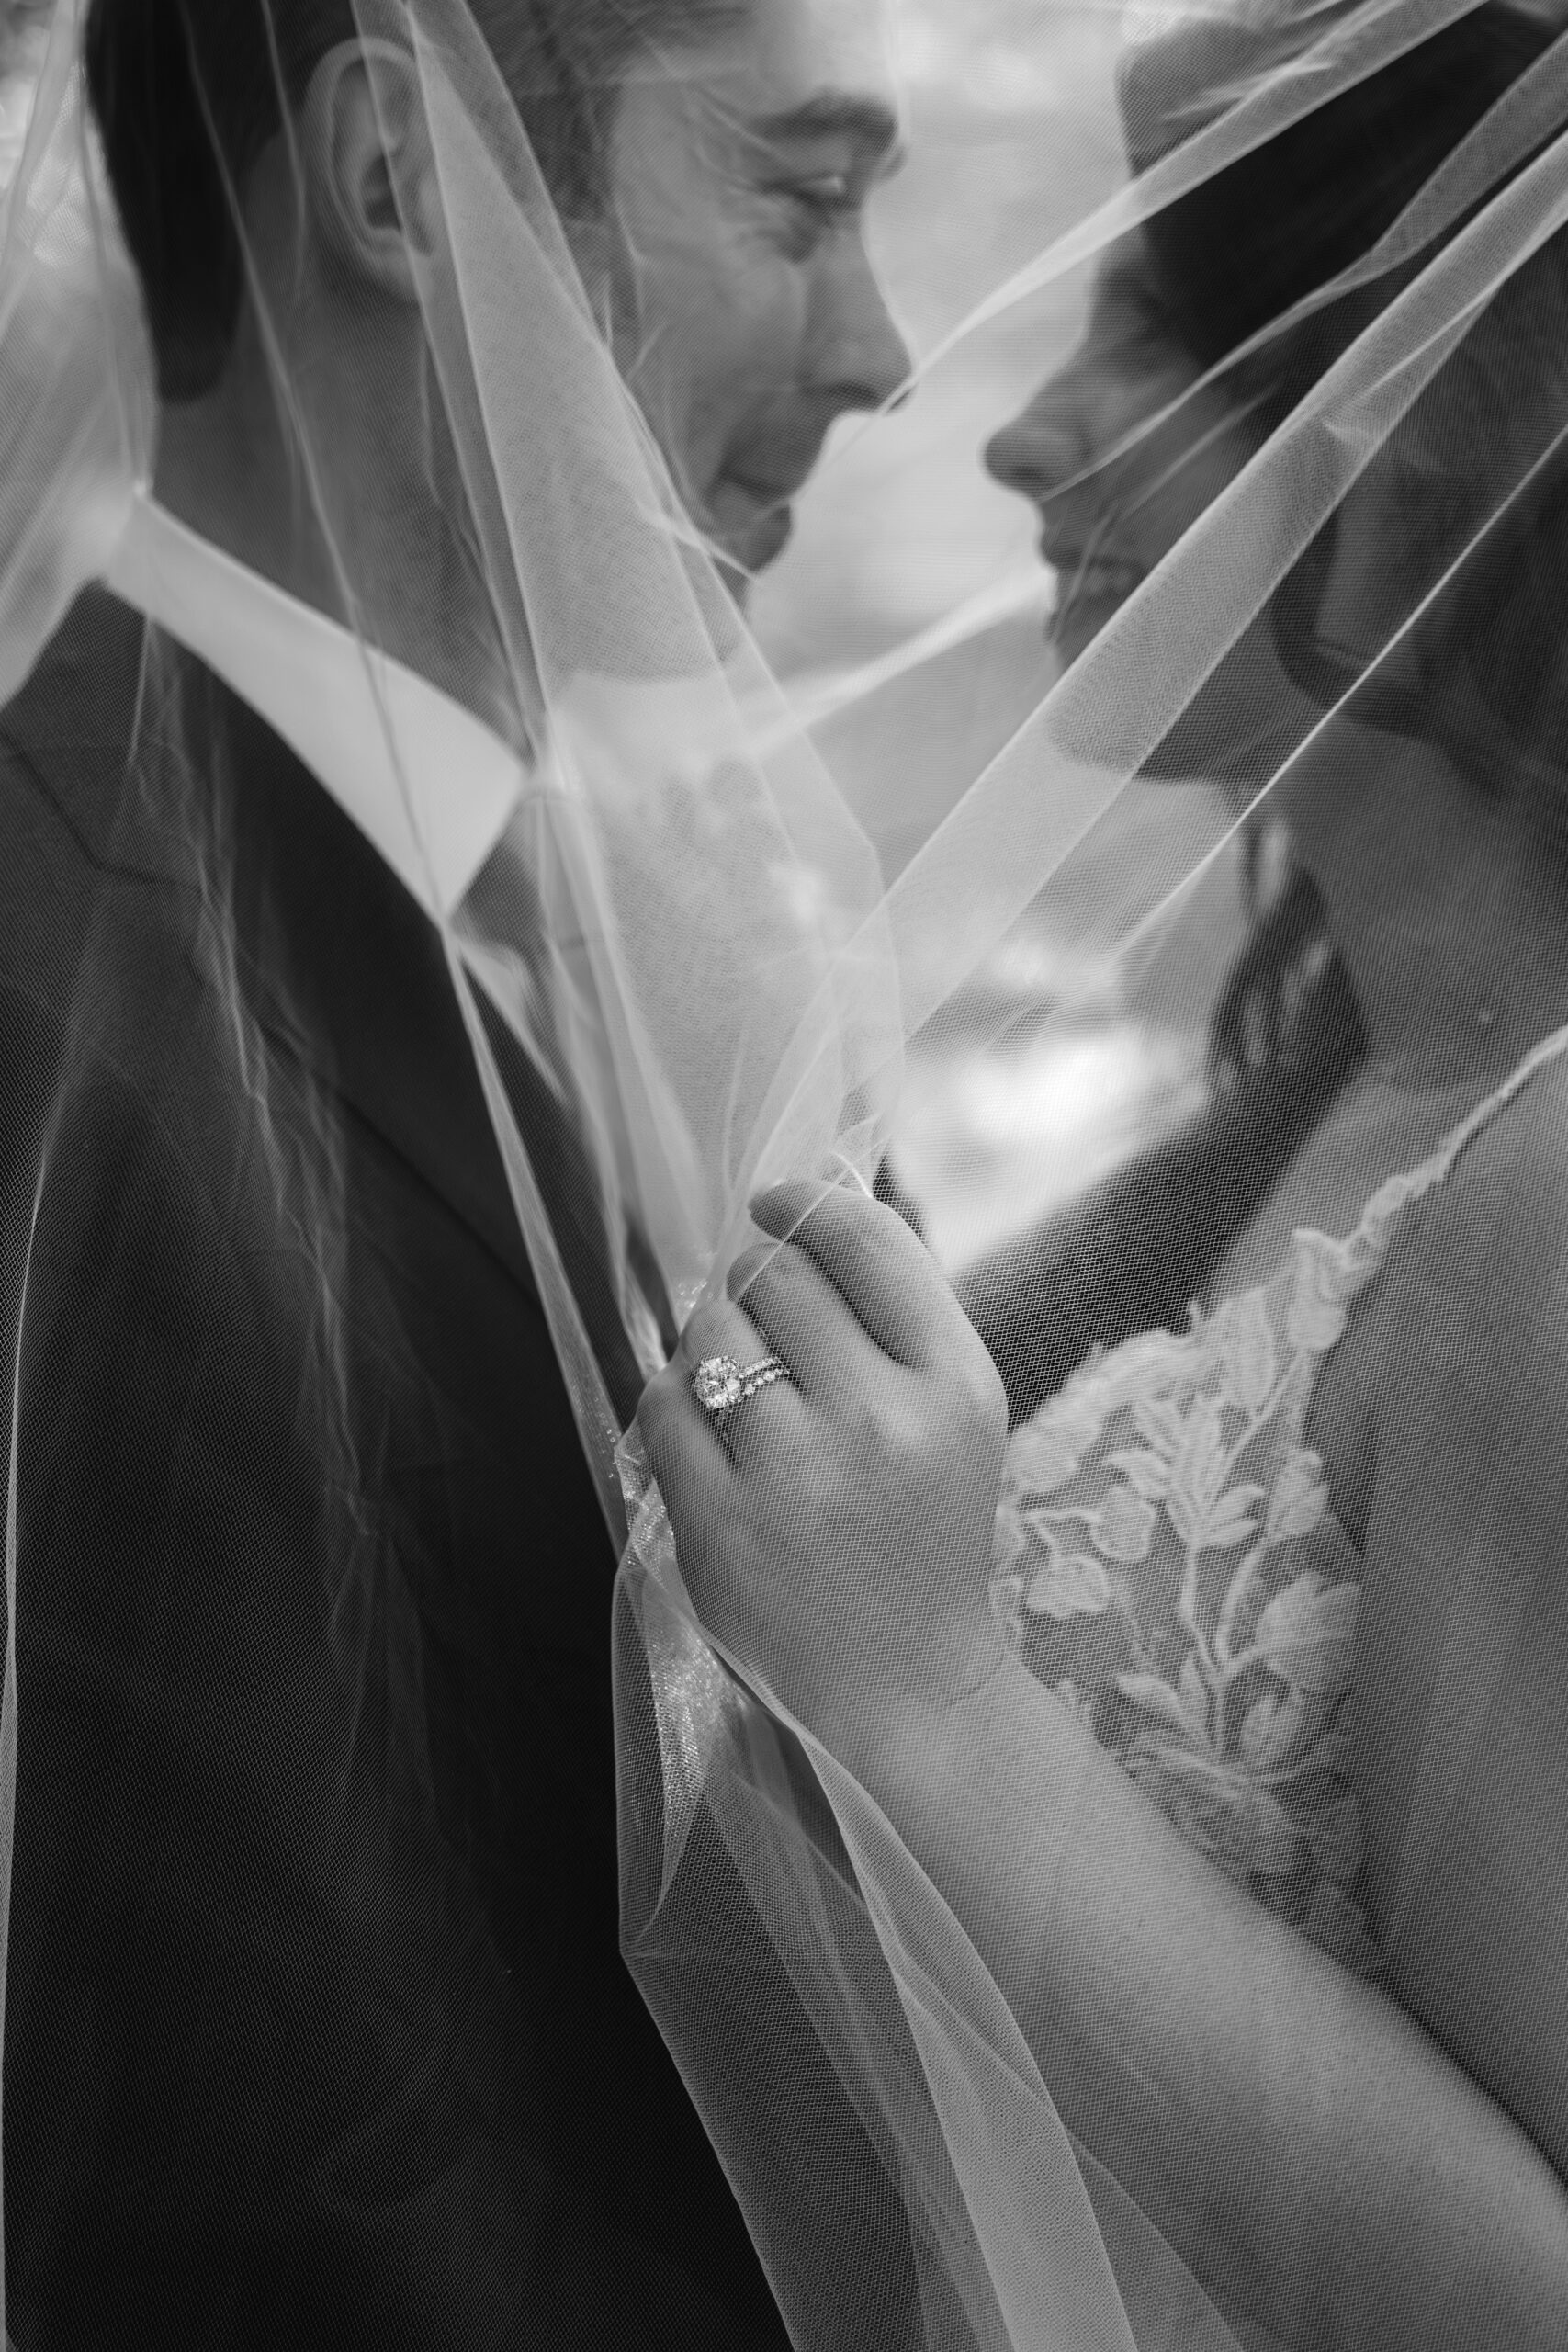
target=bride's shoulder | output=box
[1367,1050,1568,1375]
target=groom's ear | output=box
[299,40,440,303]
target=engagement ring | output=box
[692,1353,794,1439]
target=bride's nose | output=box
[986,376,1086,506]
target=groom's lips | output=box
[716,469,802,514]
[710,471,802,562]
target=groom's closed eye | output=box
[741,92,906,256]
[762,174,863,262]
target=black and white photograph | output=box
[2,0,1567,2343]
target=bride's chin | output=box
[1048,596,1279,784]
[1142,697,1288,787]
[1047,594,1122,673]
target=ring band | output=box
[692,1353,795,1438]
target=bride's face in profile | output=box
[986,226,1522,806]
[985,232,1333,783]
[986,234,1268,671]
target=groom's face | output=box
[606,0,911,580]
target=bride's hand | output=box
[638,1181,1010,1768]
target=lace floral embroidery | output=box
[995,1029,1568,1975]
[994,1239,1383,1976]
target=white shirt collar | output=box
[103,493,525,921]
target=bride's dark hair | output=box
[967,9,1568,1419]
[1130,2,1568,1091]
[85,0,747,402]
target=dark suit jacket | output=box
[0,594,792,2348]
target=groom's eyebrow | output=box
[748,92,905,169]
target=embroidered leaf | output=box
[1238,1685,1308,1771]
[1116,1672,1203,1744]
[1096,1485,1158,1563]
[1267,1448,1330,1542]
[1178,1653,1213,1743]
[1252,1573,1359,1695]
[1173,1396,1226,1509]
[1166,1399,1232,1546]
[1167,1489,1204,1550]
[1217,1290,1278,1416]
[1009,1414,1096,1498]
[1100,1329,1209,1414]
[1214,1539,1269,1664]
[1106,1447,1170,1502]
[1132,1396,1186,1456]
[1026,1548,1112,1623]
[1195,1484,1267,1552]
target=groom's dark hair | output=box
[85,0,747,401]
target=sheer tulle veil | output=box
[4,0,1568,2342]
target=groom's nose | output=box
[806,237,914,418]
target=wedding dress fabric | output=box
[2,0,1568,2346]
[995,1023,1568,1984]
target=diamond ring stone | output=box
[691,1353,794,1436]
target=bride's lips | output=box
[1041,540,1145,650]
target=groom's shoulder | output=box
[0,590,169,924]
[0,592,159,1017]
[1,586,147,797]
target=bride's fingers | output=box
[730,1235,894,1406]
[637,1355,734,1565]
[678,1289,768,1373]
[751,1181,977,1374]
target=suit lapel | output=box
[213,673,648,1422]
[8,597,644,1420]
[216,676,537,1294]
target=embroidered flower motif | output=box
[1095,1324,1212,1412]
[1213,1289,1278,1415]
[1237,1685,1309,1773]
[993,1204,1395,1973]
[1023,1529,1112,1623]
[1095,1484,1158,1564]
[1286,1229,1353,1352]
[1119,1656,1213,1750]
[1008,1396,1106,1498]
[1168,1397,1265,1552]
[1109,1396,1264,1553]
[1134,1392,1187,1455]
[1249,1572,1359,1698]
[1105,1445,1168,1503]
[1266,1448,1330,1543]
